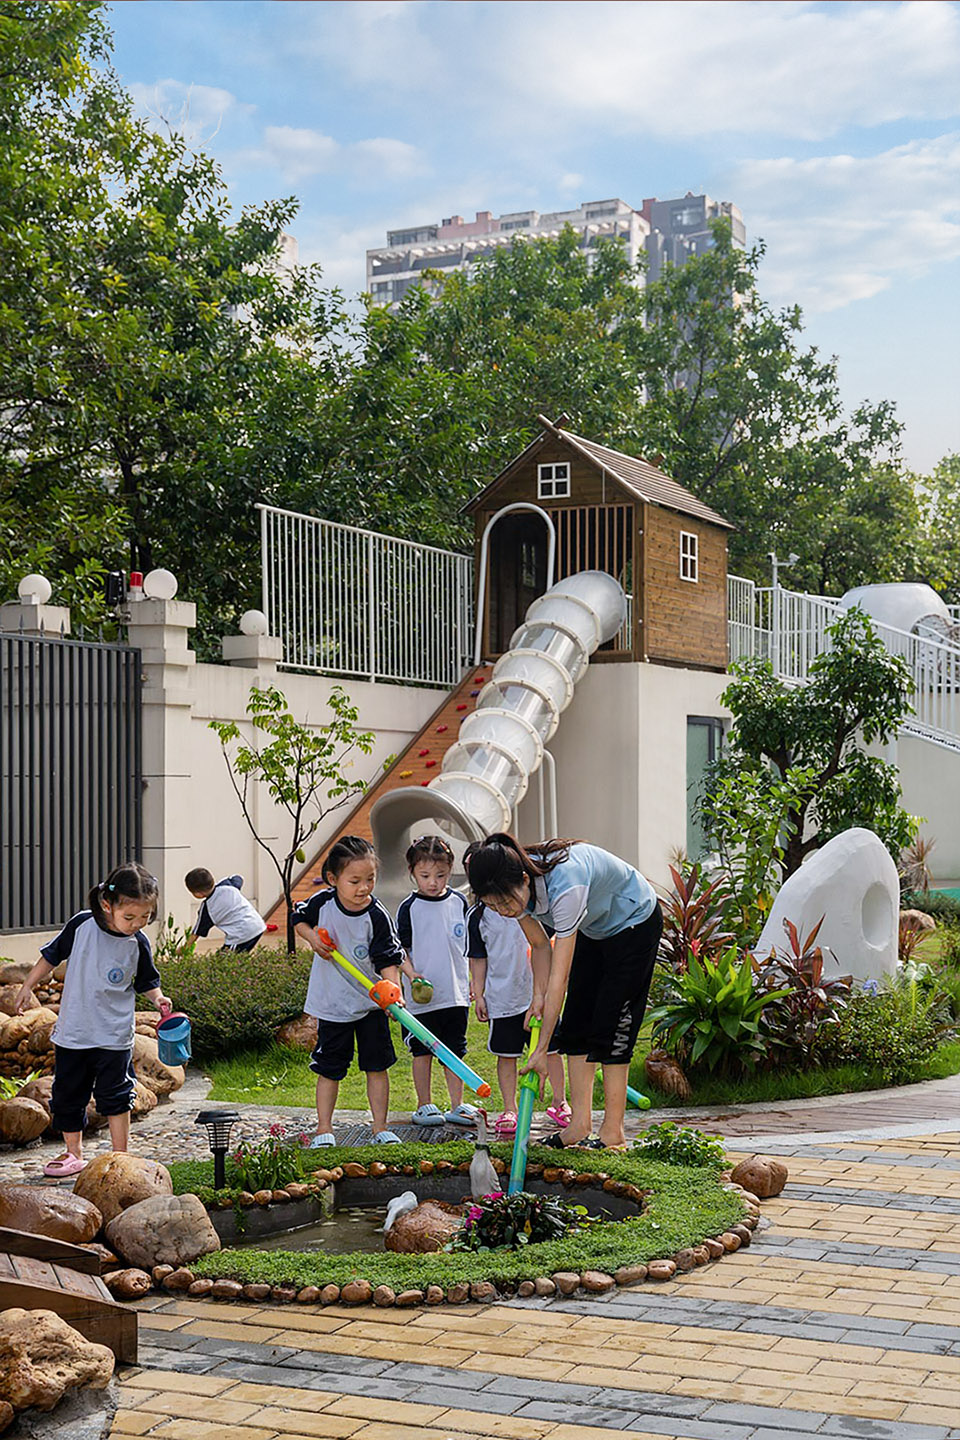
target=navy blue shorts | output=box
[404,1004,468,1060]
[51,1045,136,1133]
[310,1011,396,1081]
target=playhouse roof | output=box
[465,419,734,531]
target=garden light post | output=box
[195,1109,241,1190]
[769,551,798,679]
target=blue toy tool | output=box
[507,1016,542,1195]
[156,1003,192,1066]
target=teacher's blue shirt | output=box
[527,843,657,940]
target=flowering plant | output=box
[228,1123,308,1192]
[447,1189,598,1253]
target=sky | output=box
[105,0,960,475]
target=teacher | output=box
[466,833,662,1150]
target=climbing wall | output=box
[266,664,492,924]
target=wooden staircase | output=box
[267,664,493,923]
[0,1225,137,1363]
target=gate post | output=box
[125,597,196,927]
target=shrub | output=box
[820,978,953,1086]
[229,1124,310,1192]
[902,890,960,922]
[153,945,313,1058]
[632,1121,726,1167]
[448,1189,599,1254]
[649,944,791,1075]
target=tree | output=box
[918,454,960,604]
[625,223,912,592]
[703,608,918,883]
[209,685,374,952]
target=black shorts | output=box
[310,1010,396,1081]
[51,1045,136,1133]
[226,933,262,953]
[551,904,662,1065]
[404,1004,468,1060]
[488,1011,561,1058]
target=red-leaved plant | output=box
[659,863,735,974]
[756,916,852,1066]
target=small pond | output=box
[210,1175,643,1255]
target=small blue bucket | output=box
[157,1010,192,1066]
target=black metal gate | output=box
[0,632,142,932]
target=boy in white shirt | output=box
[186,869,266,952]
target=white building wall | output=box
[515,662,729,888]
[895,734,960,881]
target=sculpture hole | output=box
[862,881,892,947]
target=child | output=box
[396,834,475,1128]
[186,868,266,953]
[292,836,403,1146]
[15,862,170,1178]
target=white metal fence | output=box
[258,505,473,686]
[726,575,960,748]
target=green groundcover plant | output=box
[174,1141,746,1291]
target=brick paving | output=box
[110,1076,960,1440]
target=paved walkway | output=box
[109,1078,960,1440]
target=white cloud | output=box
[733,132,960,311]
[128,79,253,144]
[350,137,423,179]
[258,125,339,181]
[558,172,584,194]
[234,126,425,184]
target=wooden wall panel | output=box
[642,508,728,670]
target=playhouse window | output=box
[680,530,699,582]
[538,462,570,499]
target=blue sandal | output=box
[444,1103,479,1127]
[411,1104,445,1127]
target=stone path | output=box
[109,1080,960,1440]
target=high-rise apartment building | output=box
[365,193,744,307]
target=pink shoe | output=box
[495,1111,518,1137]
[545,1102,572,1128]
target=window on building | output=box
[680,530,699,582]
[686,716,723,861]
[538,462,570,499]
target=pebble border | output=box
[102,1160,761,1309]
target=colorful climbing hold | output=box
[425,760,437,769]
[436,724,448,733]
[399,769,413,778]
[418,748,430,757]
[470,690,480,697]
[420,780,430,787]
[456,703,467,711]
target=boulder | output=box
[756,827,898,982]
[0,986,37,1018]
[0,1399,11,1433]
[16,1077,53,1120]
[103,1268,152,1300]
[105,1193,220,1270]
[644,1049,692,1101]
[0,1185,102,1244]
[275,1013,317,1051]
[0,1308,113,1412]
[0,1097,49,1145]
[0,964,33,986]
[730,1156,788,1199]
[384,1199,463,1254]
[73,1153,172,1226]
[0,1008,57,1050]
[131,1033,185,1096]
[901,908,936,934]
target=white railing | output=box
[258,505,473,686]
[726,576,960,747]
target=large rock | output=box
[73,1153,172,1226]
[275,1013,317,1051]
[0,1308,113,1412]
[132,1033,185,1096]
[0,964,33,987]
[16,1077,53,1122]
[0,1009,58,1051]
[901,908,936,934]
[0,1184,102,1244]
[86,1080,157,1131]
[384,1199,464,1254]
[105,1193,220,1270]
[0,986,38,1018]
[756,827,898,982]
[730,1155,789,1199]
[0,1098,49,1145]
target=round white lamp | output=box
[18,573,52,605]
[142,568,178,601]
[239,609,269,637]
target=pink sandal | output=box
[545,1101,572,1128]
[43,1153,86,1178]
[494,1111,518,1137]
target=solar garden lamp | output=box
[195,1109,241,1190]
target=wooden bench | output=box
[0,1227,137,1363]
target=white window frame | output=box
[538,461,571,500]
[680,530,699,582]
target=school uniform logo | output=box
[353,943,369,960]
[452,922,465,939]
[107,966,125,985]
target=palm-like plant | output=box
[658,863,735,974]
[649,944,791,1074]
